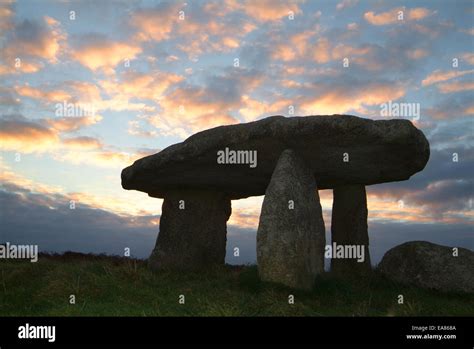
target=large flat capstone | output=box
[121,115,430,199]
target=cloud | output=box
[313,38,332,63]
[130,2,182,42]
[13,78,157,115]
[271,30,373,65]
[462,53,474,65]
[99,70,183,102]
[0,181,158,259]
[175,7,256,57]
[331,43,373,60]
[460,27,474,35]
[364,7,434,26]
[0,112,105,154]
[270,29,319,62]
[129,1,255,59]
[437,80,474,94]
[13,81,104,116]
[365,145,473,224]
[0,117,59,153]
[71,33,142,74]
[336,0,358,11]
[45,115,102,132]
[239,95,291,121]
[128,120,158,138]
[150,67,262,136]
[0,1,14,32]
[53,150,138,169]
[0,171,260,264]
[422,69,474,86]
[405,48,429,60]
[299,79,406,115]
[61,136,102,150]
[0,15,66,74]
[15,85,72,103]
[424,93,474,120]
[0,156,157,217]
[238,0,303,22]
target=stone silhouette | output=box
[331,185,371,275]
[148,190,231,270]
[378,241,474,293]
[257,149,325,290]
[122,115,429,198]
[121,114,430,287]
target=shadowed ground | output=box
[0,252,472,316]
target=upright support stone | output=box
[257,149,326,290]
[148,189,231,271]
[331,185,371,275]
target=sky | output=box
[0,0,473,266]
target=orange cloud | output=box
[462,53,474,65]
[272,29,319,62]
[407,7,434,21]
[272,44,297,61]
[364,7,434,26]
[0,119,59,153]
[0,2,13,32]
[0,15,65,75]
[45,115,102,132]
[150,84,240,136]
[300,83,406,115]
[14,81,103,110]
[421,69,474,86]
[221,37,240,49]
[406,48,429,60]
[150,69,261,136]
[313,38,331,63]
[130,3,181,42]
[15,85,72,103]
[437,80,474,93]
[240,0,303,22]
[3,16,65,62]
[66,81,102,103]
[0,112,106,154]
[72,36,142,74]
[176,16,255,57]
[307,38,373,64]
[100,70,183,101]
[239,95,291,121]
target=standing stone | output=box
[331,185,371,275]
[148,189,231,271]
[257,149,326,290]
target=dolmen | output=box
[121,115,430,290]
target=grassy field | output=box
[0,252,472,316]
